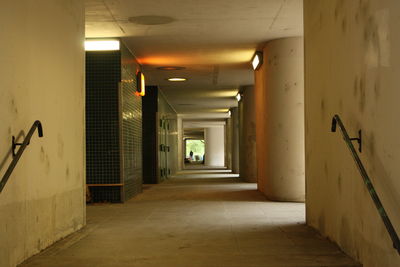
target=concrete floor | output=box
[184,163,227,170]
[20,173,360,267]
[172,170,240,179]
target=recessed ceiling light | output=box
[128,15,175,25]
[158,66,186,71]
[167,77,187,82]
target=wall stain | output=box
[358,76,366,112]
[337,173,342,193]
[324,161,329,176]
[334,8,339,21]
[319,13,323,29]
[341,18,347,33]
[374,78,380,100]
[57,134,64,159]
[284,83,291,92]
[353,76,359,97]
[66,165,70,179]
[40,146,50,173]
[334,0,345,21]
[40,146,45,162]
[10,98,18,115]
[340,216,351,250]
[369,133,375,158]
[318,212,326,233]
[45,154,50,174]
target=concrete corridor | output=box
[20,173,360,267]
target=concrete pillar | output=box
[255,37,305,201]
[239,86,257,182]
[231,107,240,174]
[177,116,183,170]
[205,127,225,167]
[225,118,232,169]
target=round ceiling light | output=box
[128,15,175,25]
[158,66,186,71]
[167,77,187,82]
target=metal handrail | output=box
[0,120,43,193]
[331,114,400,254]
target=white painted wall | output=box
[305,1,400,266]
[0,1,85,266]
[205,126,225,167]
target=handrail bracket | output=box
[349,130,362,153]
[12,136,28,157]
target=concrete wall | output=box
[304,1,400,266]
[254,37,305,201]
[205,127,225,167]
[0,1,85,266]
[239,86,257,182]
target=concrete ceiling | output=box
[184,128,204,139]
[85,0,303,115]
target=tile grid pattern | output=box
[86,51,122,202]
[86,46,143,203]
[121,45,143,200]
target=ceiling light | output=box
[251,51,263,70]
[236,93,242,102]
[85,40,120,51]
[167,78,187,82]
[158,66,186,71]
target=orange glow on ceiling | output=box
[138,49,254,66]
[138,56,180,65]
